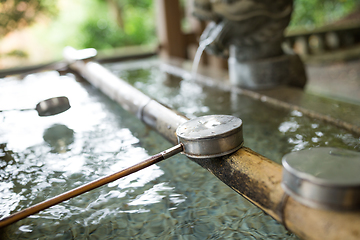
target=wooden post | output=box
[156,0,186,59]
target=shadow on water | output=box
[43,124,74,153]
[0,143,14,164]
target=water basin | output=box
[0,60,359,239]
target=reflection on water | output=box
[0,72,173,239]
[0,64,358,239]
[43,124,74,153]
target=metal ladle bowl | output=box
[0,96,71,117]
[282,147,360,211]
[177,115,243,158]
[36,96,71,116]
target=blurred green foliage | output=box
[5,49,28,58]
[290,0,360,29]
[32,0,156,56]
[79,0,155,49]
[0,0,58,37]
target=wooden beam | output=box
[156,0,186,59]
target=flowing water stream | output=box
[191,22,224,78]
[0,63,359,239]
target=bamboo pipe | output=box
[67,58,360,240]
[68,60,188,143]
[0,144,183,228]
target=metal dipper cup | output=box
[0,96,71,117]
[177,115,243,158]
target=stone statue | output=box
[193,0,307,89]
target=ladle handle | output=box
[0,144,183,228]
[0,108,34,112]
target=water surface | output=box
[0,63,359,239]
